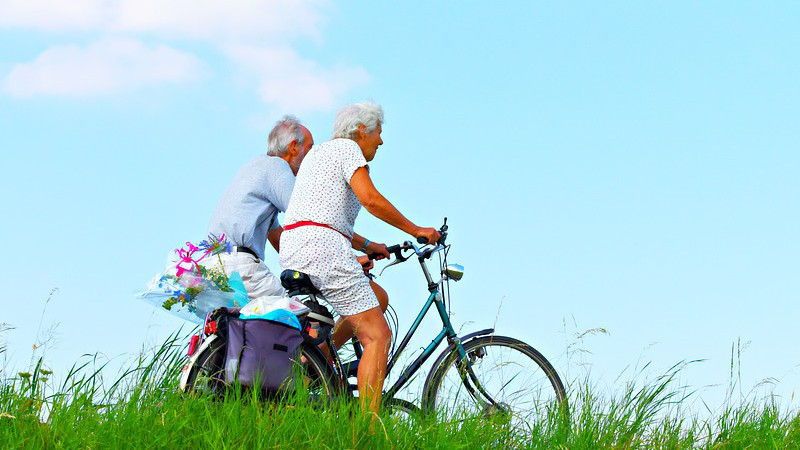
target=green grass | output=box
[2,334,800,449]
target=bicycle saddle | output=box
[280,269,322,297]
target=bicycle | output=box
[180,218,567,427]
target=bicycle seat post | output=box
[352,337,363,359]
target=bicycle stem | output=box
[419,256,438,292]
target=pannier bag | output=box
[223,312,304,393]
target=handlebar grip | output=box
[417,237,429,244]
[368,244,404,261]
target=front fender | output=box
[421,328,494,410]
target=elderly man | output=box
[208,115,313,300]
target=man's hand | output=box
[415,227,441,245]
[365,241,390,260]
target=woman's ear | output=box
[356,123,366,140]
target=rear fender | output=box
[179,334,219,392]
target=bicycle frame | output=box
[383,287,457,399]
[331,238,498,407]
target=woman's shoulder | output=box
[308,139,358,164]
[320,138,359,151]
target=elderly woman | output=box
[279,101,440,412]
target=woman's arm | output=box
[350,167,440,243]
[351,232,389,258]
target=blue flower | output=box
[199,233,222,252]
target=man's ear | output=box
[356,124,366,140]
[288,140,300,157]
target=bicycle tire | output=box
[291,343,339,404]
[384,397,420,418]
[424,335,566,427]
[182,335,227,397]
[182,339,338,403]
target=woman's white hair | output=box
[332,101,384,140]
[267,115,305,157]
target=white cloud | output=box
[0,0,327,40]
[113,0,327,41]
[0,0,112,31]
[225,44,369,113]
[2,38,204,97]
[0,0,369,109]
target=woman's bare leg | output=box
[341,306,391,413]
[331,279,388,349]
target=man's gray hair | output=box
[267,115,305,157]
[332,101,384,140]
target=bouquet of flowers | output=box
[138,234,248,324]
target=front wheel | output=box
[384,397,420,423]
[424,335,567,426]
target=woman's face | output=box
[358,124,383,162]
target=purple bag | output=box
[223,315,303,393]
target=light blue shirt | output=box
[208,155,294,260]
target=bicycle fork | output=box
[434,294,506,415]
[451,339,509,415]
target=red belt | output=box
[284,221,352,241]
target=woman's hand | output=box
[365,241,390,260]
[357,255,374,272]
[415,227,441,245]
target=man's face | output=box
[360,123,383,162]
[300,126,314,155]
[289,126,314,174]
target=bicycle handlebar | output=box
[366,219,450,275]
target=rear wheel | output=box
[292,343,338,404]
[183,338,338,404]
[183,336,226,397]
[425,335,567,428]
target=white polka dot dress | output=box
[279,139,379,316]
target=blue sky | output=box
[1,1,798,410]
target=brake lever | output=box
[378,258,404,277]
[377,248,410,277]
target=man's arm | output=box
[268,226,283,252]
[265,166,294,254]
[269,171,294,212]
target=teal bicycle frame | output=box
[344,240,497,406]
[383,288,459,399]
